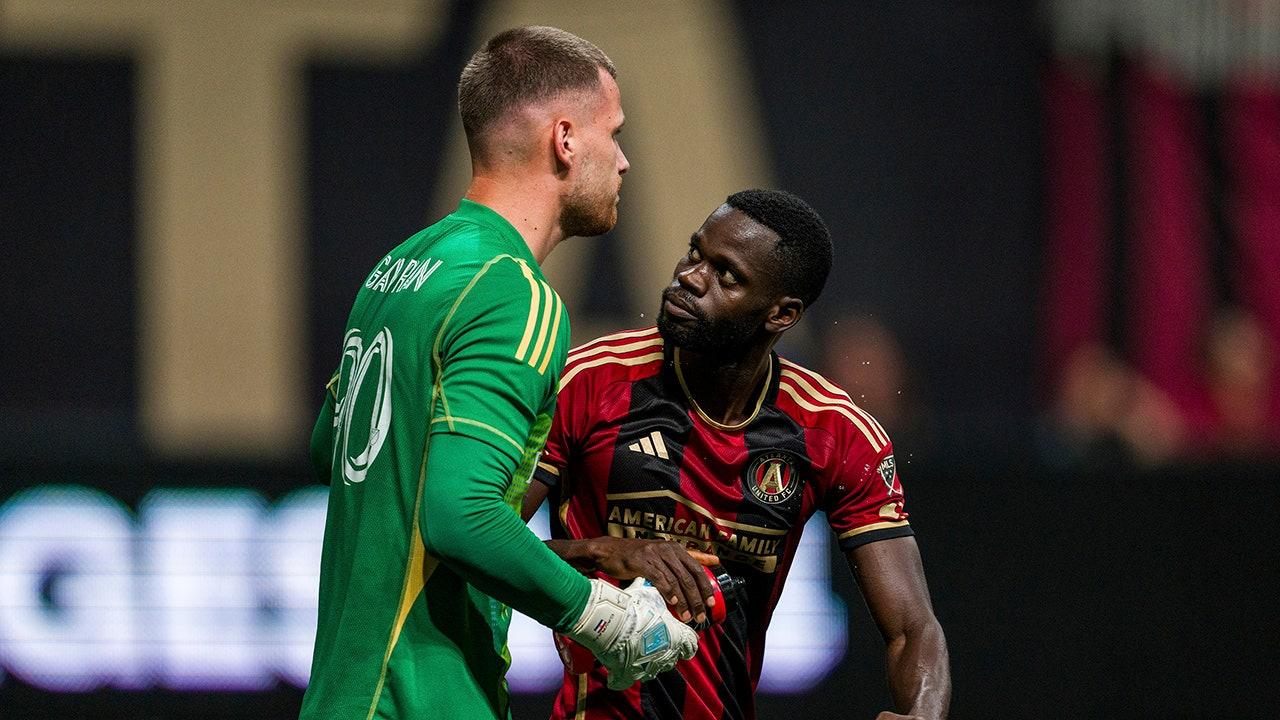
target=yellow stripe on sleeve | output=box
[526,280,555,366]
[536,291,564,375]
[512,260,542,362]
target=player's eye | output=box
[687,246,702,262]
[720,269,739,286]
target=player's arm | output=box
[519,472,552,522]
[522,475,718,624]
[846,537,950,720]
[423,257,694,684]
[422,433,588,628]
[307,371,340,485]
[823,428,950,718]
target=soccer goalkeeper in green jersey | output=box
[300,27,701,720]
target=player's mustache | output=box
[661,288,704,319]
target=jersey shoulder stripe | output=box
[778,367,889,446]
[777,381,885,452]
[565,326,663,363]
[533,286,565,375]
[778,358,890,445]
[513,262,545,362]
[430,253,561,376]
[778,370,887,452]
[510,269,563,376]
[559,329,665,393]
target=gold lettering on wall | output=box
[1,0,443,458]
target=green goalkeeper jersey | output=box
[300,199,590,720]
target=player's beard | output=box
[657,288,764,357]
[559,162,619,238]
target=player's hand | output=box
[587,537,719,626]
[564,577,698,690]
[874,712,925,720]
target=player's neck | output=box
[674,343,775,428]
[465,173,566,264]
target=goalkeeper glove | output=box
[563,577,698,690]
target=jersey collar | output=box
[453,198,539,267]
[669,345,782,431]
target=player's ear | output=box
[552,117,574,172]
[765,296,803,335]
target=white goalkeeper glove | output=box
[564,577,698,690]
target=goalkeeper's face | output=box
[657,205,782,356]
[559,68,629,238]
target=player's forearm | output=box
[885,618,950,720]
[420,432,591,631]
[544,538,610,573]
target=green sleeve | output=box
[308,373,339,485]
[432,256,568,465]
[420,432,590,631]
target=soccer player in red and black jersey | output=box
[521,189,950,720]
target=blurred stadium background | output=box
[2,1,1278,717]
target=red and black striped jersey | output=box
[534,327,911,720]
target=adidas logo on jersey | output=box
[627,431,669,459]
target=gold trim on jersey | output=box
[536,292,564,374]
[525,281,555,368]
[779,359,889,446]
[607,490,788,536]
[430,254,556,434]
[365,429,440,720]
[325,371,340,401]
[514,262,543,362]
[837,520,910,540]
[432,254,511,424]
[673,347,771,431]
[559,497,572,532]
[777,381,886,452]
[574,671,589,720]
[536,461,561,477]
[566,336,664,366]
[558,351,664,392]
[566,327,662,359]
[512,271,563,376]
[430,415,523,454]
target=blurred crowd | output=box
[1038,2,1280,468]
[1048,309,1278,468]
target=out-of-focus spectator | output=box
[1203,308,1279,457]
[815,313,925,456]
[1041,5,1280,467]
[1048,343,1188,469]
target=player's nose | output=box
[676,263,708,296]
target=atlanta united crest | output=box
[745,450,801,505]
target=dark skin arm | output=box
[522,477,719,625]
[848,536,951,720]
